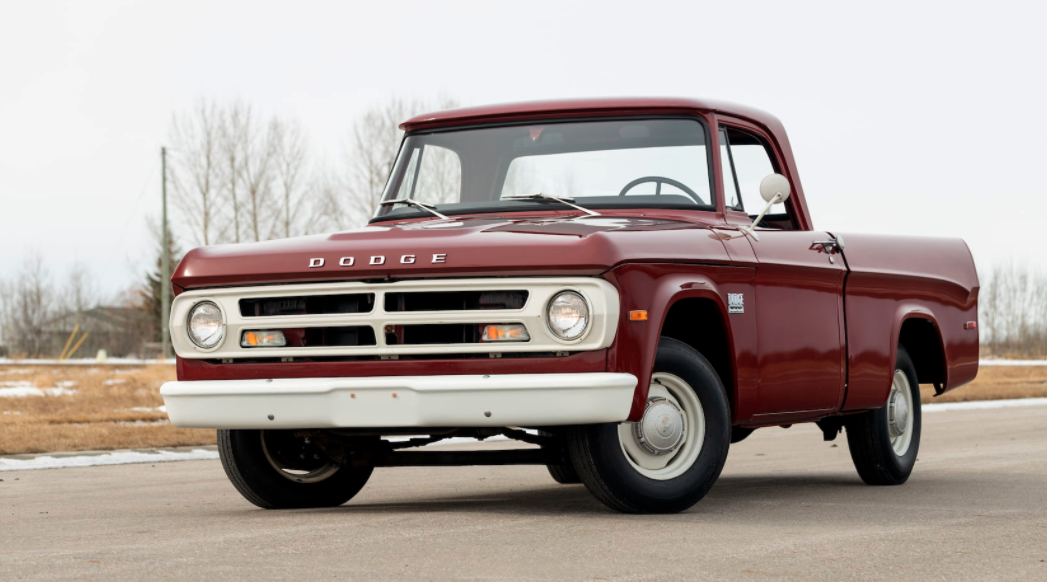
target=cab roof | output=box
[400,97,784,134]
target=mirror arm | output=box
[738,192,783,242]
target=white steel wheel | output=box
[260,431,341,484]
[887,370,915,456]
[844,345,922,486]
[618,372,706,480]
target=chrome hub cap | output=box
[635,398,686,455]
[618,373,705,481]
[887,370,915,456]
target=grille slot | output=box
[384,291,527,312]
[241,326,377,348]
[239,294,375,317]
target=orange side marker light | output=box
[629,310,648,321]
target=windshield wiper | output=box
[379,198,450,221]
[501,193,600,216]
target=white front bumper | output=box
[160,373,638,429]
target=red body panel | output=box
[179,350,608,381]
[838,233,980,410]
[604,263,759,423]
[744,231,848,415]
[172,211,730,290]
[172,98,981,426]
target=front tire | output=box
[539,430,582,484]
[566,338,731,513]
[845,346,922,485]
[218,429,373,509]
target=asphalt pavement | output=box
[2,404,1045,581]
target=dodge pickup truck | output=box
[161,98,980,514]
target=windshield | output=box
[374,118,713,221]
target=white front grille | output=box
[170,277,620,360]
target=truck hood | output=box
[172,214,732,289]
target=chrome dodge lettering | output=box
[310,253,449,268]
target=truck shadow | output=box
[262,472,977,519]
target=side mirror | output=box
[759,173,791,203]
[742,174,792,242]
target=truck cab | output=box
[162,98,979,513]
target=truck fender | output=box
[605,265,739,422]
[881,306,946,405]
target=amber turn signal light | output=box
[241,330,288,348]
[480,324,530,342]
[629,310,648,321]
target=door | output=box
[718,123,846,414]
[748,233,847,413]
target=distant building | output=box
[42,306,152,359]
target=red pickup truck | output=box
[161,98,980,514]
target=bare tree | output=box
[0,253,56,358]
[219,102,250,243]
[340,96,460,226]
[165,96,461,244]
[170,100,223,246]
[239,114,278,242]
[979,262,1047,357]
[269,117,310,238]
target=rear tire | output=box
[845,346,922,485]
[218,429,373,509]
[566,338,731,513]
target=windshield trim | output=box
[370,114,716,224]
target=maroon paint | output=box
[742,230,848,414]
[172,212,733,290]
[838,233,979,410]
[178,350,607,381]
[172,97,981,425]
[604,263,759,424]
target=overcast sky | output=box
[1,0,1044,299]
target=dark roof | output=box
[400,97,784,134]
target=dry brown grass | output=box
[0,364,214,455]
[1,363,1044,456]
[920,365,1047,404]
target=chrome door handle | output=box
[813,234,845,252]
[812,234,845,263]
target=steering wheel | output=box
[618,176,705,205]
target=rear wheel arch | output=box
[897,314,947,392]
[659,297,736,415]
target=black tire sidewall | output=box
[575,338,731,512]
[219,429,372,509]
[878,348,922,479]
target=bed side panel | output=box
[839,233,979,411]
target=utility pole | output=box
[161,147,171,360]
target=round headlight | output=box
[547,291,590,341]
[187,301,225,349]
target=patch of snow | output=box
[0,449,219,472]
[2,411,22,415]
[0,358,175,366]
[924,397,1047,412]
[0,382,78,397]
[103,379,127,385]
[979,359,1047,366]
[119,406,166,413]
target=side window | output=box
[720,126,778,216]
[719,128,741,210]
